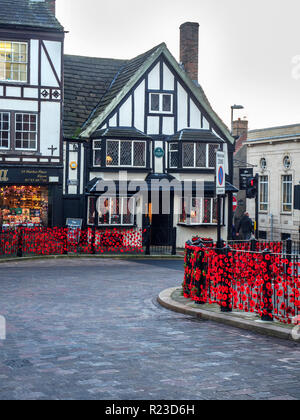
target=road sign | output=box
[239,168,253,190]
[232,195,237,212]
[216,151,225,195]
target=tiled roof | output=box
[0,0,63,31]
[91,127,152,140]
[166,129,224,143]
[63,55,126,137]
[247,123,300,141]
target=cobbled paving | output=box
[0,258,299,400]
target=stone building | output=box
[246,124,300,241]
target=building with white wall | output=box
[0,0,64,227]
[63,23,237,247]
[247,124,300,241]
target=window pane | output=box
[183,143,194,167]
[120,141,132,166]
[202,198,212,223]
[133,141,146,167]
[106,141,119,166]
[195,143,206,167]
[122,198,134,225]
[98,198,110,225]
[87,197,96,225]
[150,94,160,111]
[0,41,27,82]
[162,94,171,112]
[15,113,37,150]
[282,175,292,212]
[110,198,121,224]
[208,144,218,167]
[190,198,201,224]
[0,112,10,148]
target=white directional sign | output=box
[216,151,225,195]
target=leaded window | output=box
[182,143,218,169]
[169,143,178,168]
[93,140,102,166]
[97,197,135,225]
[106,140,146,167]
[0,112,10,149]
[180,197,222,225]
[15,113,37,150]
[0,41,28,82]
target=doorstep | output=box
[158,287,300,343]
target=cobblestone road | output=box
[0,258,299,400]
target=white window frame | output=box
[96,197,135,226]
[0,111,10,149]
[149,92,173,114]
[15,113,38,151]
[93,140,102,167]
[106,139,146,168]
[182,143,217,169]
[169,142,178,168]
[0,41,28,83]
[281,174,293,213]
[179,197,223,225]
[259,175,269,212]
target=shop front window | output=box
[0,186,48,227]
[87,196,135,226]
[179,197,222,225]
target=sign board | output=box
[216,151,225,195]
[0,167,62,184]
[66,218,82,244]
[239,168,254,190]
[232,195,238,212]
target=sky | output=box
[56,0,300,130]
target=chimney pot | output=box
[180,22,199,83]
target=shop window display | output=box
[0,186,48,227]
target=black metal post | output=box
[255,185,259,240]
[171,227,177,256]
[91,225,96,255]
[250,238,257,252]
[145,226,150,256]
[217,195,222,249]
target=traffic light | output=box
[246,174,258,199]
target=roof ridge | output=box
[248,123,300,133]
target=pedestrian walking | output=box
[236,212,254,240]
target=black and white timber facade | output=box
[0,0,64,228]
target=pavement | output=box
[0,258,299,400]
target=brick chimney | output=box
[45,0,56,15]
[180,22,199,83]
[232,118,248,138]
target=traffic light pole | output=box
[255,189,259,240]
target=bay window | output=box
[180,197,222,225]
[182,143,218,169]
[99,139,146,168]
[0,41,28,82]
[97,197,135,225]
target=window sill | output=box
[177,223,224,228]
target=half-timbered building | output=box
[63,22,237,247]
[0,0,64,228]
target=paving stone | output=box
[0,258,299,400]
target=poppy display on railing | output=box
[184,240,300,325]
[0,227,145,257]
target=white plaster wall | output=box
[190,98,201,129]
[41,48,59,87]
[30,39,39,86]
[119,96,132,126]
[163,63,174,91]
[134,80,145,132]
[177,82,188,130]
[40,102,60,156]
[162,117,174,135]
[0,99,38,112]
[148,63,160,90]
[147,116,159,135]
[43,40,62,81]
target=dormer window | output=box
[149,93,173,114]
[0,41,28,82]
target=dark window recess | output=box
[259,231,267,240]
[0,112,10,148]
[281,233,291,241]
[151,94,160,111]
[163,94,171,112]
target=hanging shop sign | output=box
[0,167,62,184]
[70,161,77,170]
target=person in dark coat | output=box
[236,212,254,240]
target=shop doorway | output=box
[148,190,174,246]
